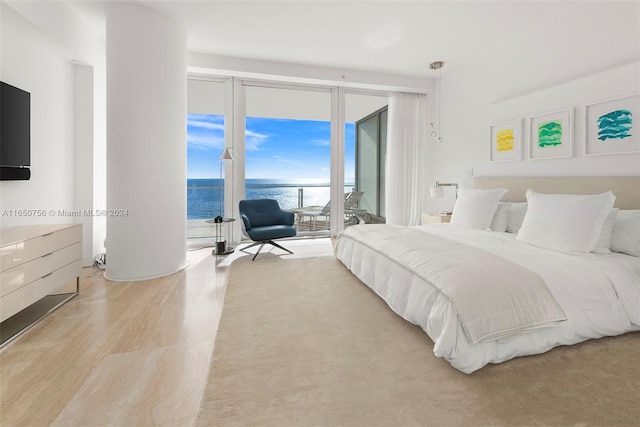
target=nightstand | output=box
[422,212,452,224]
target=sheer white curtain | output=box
[385,92,427,226]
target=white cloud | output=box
[187,114,225,149]
[187,133,224,149]
[188,120,225,132]
[246,130,269,151]
[312,139,331,146]
[272,155,305,167]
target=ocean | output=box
[187,178,355,220]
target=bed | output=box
[334,176,640,374]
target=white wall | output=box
[425,60,640,214]
[1,2,106,266]
[0,3,75,227]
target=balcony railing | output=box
[187,182,358,238]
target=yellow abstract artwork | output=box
[496,128,514,152]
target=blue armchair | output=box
[239,199,297,260]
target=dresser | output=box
[0,224,82,342]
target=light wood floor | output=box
[0,238,333,426]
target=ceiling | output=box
[61,0,639,84]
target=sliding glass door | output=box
[242,83,332,235]
[356,105,388,220]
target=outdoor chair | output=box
[344,191,366,224]
[297,201,331,231]
[295,191,369,230]
[239,198,297,260]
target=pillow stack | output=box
[450,188,507,230]
[506,202,528,234]
[489,202,511,232]
[516,190,616,254]
[446,186,638,257]
[610,210,640,257]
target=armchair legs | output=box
[240,240,294,261]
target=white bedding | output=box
[334,223,640,374]
[339,224,568,344]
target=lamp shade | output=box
[430,186,444,198]
[220,147,234,161]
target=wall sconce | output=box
[430,181,458,215]
[429,61,444,143]
[430,181,458,199]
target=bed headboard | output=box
[473,176,640,209]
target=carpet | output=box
[197,252,640,426]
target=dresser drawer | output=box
[40,225,82,256]
[36,259,81,300]
[0,239,43,273]
[0,259,81,322]
[0,243,82,298]
[0,276,38,322]
[0,225,81,271]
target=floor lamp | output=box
[215,147,234,254]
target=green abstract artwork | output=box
[538,120,563,147]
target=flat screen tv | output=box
[1,81,31,180]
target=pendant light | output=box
[429,61,444,143]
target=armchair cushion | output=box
[239,199,297,240]
[246,224,297,241]
[239,199,295,227]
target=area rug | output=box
[197,253,640,426]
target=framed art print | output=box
[529,108,573,159]
[490,119,522,161]
[585,94,640,156]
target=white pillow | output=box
[450,188,507,229]
[506,202,528,233]
[592,209,619,254]
[610,210,640,257]
[490,202,511,232]
[516,190,616,253]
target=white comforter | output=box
[334,224,640,374]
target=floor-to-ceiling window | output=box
[345,93,388,225]
[186,78,226,244]
[356,105,388,221]
[186,77,390,242]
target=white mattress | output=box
[334,223,640,374]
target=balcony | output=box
[186,181,376,240]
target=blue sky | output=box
[187,114,355,181]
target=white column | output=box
[105,5,187,281]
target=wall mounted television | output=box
[1,81,31,180]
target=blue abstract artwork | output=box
[597,110,632,141]
[586,94,639,155]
